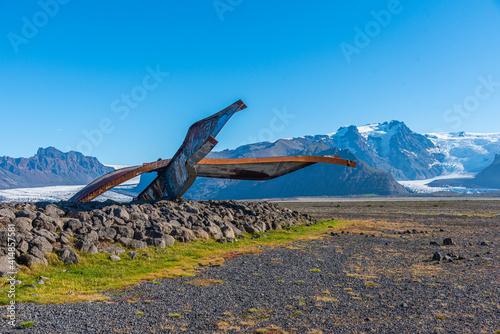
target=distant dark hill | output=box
[474,154,500,188]
[0,147,114,189]
[183,142,408,200]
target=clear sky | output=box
[1,0,499,165]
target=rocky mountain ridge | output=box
[210,121,500,181]
[0,147,114,190]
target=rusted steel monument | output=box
[69,100,356,202]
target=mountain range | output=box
[181,121,500,199]
[0,147,113,190]
[206,121,500,180]
[1,121,499,200]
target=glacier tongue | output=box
[0,185,133,203]
[425,132,500,174]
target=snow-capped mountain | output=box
[327,121,500,180]
[330,121,442,180]
[210,120,500,182]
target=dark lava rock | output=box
[443,238,454,245]
[432,252,442,261]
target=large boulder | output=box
[221,226,235,239]
[29,246,46,260]
[193,228,210,240]
[146,238,166,248]
[0,255,16,277]
[16,208,37,220]
[14,217,32,232]
[44,204,66,218]
[33,229,57,243]
[130,240,148,249]
[113,226,134,239]
[0,208,15,220]
[16,240,29,253]
[163,235,175,247]
[172,227,197,242]
[75,238,96,253]
[59,249,80,264]
[98,227,117,241]
[30,236,53,253]
[64,219,83,232]
[113,208,130,221]
[204,225,223,239]
[19,254,48,267]
[32,212,60,232]
[99,245,126,255]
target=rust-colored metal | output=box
[70,100,357,203]
[195,155,356,180]
[68,159,171,202]
[198,155,355,167]
[70,155,356,202]
[138,100,247,201]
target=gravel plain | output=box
[1,199,499,333]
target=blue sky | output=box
[1,0,499,165]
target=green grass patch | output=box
[246,308,263,314]
[364,281,381,287]
[19,321,35,329]
[1,219,348,305]
[309,269,321,272]
[184,279,224,286]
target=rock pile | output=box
[0,199,313,275]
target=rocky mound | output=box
[0,200,314,276]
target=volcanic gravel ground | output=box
[1,200,499,333]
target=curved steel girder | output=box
[68,159,171,203]
[195,155,357,180]
[69,155,357,202]
[138,100,247,200]
[69,99,358,203]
